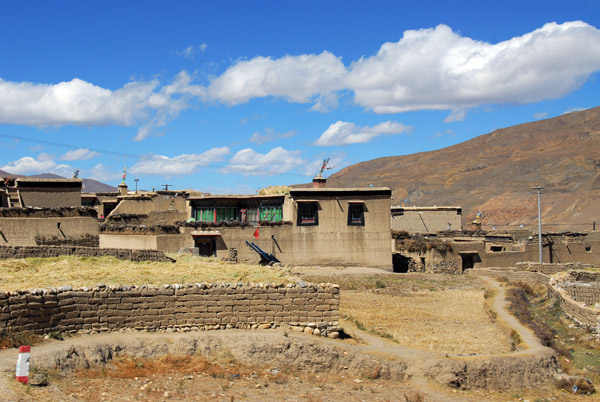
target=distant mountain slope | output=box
[0,171,117,193]
[81,178,117,193]
[327,107,600,231]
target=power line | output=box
[0,132,312,178]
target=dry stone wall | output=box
[0,245,173,262]
[515,262,594,275]
[560,283,600,306]
[0,282,339,335]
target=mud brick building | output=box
[99,181,393,268]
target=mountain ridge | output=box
[327,107,600,231]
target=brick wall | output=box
[0,282,339,335]
[0,246,173,263]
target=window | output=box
[260,206,282,222]
[297,202,318,225]
[216,207,237,222]
[348,203,365,226]
[194,207,237,222]
[195,207,215,222]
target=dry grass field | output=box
[342,288,512,355]
[303,273,514,355]
[0,255,294,291]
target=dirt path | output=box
[478,276,548,356]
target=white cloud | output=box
[0,71,203,141]
[533,112,549,119]
[348,22,600,113]
[84,164,122,182]
[2,21,599,138]
[178,43,208,59]
[315,121,411,146]
[207,52,346,105]
[223,147,305,175]
[1,154,72,176]
[433,129,455,139]
[205,21,600,114]
[129,147,230,176]
[444,110,467,123]
[249,128,296,144]
[563,106,587,114]
[60,148,100,161]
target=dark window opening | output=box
[585,246,592,252]
[348,203,365,226]
[490,246,504,252]
[297,202,318,226]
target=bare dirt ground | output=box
[0,268,580,401]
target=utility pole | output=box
[532,186,544,263]
[134,178,139,193]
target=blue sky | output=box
[1,1,600,193]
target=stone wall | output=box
[0,282,339,335]
[0,246,173,263]
[560,283,600,306]
[515,262,595,275]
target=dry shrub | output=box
[79,353,244,380]
[556,377,596,395]
[0,329,42,349]
[403,391,425,401]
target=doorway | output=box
[194,237,216,257]
[460,252,481,271]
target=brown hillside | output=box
[327,107,600,231]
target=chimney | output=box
[312,176,326,188]
[118,183,128,196]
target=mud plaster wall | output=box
[0,216,99,247]
[437,235,600,269]
[0,246,172,262]
[391,209,462,233]
[0,283,340,335]
[18,189,81,208]
[102,220,392,268]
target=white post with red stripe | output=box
[15,345,30,384]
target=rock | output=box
[328,331,340,339]
[29,373,49,387]
[313,328,321,336]
[258,323,271,329]
[303,327,313,334]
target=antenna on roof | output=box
[162,184,171,191]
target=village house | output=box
[98,179,393,268]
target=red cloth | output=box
[253,227,259,239]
